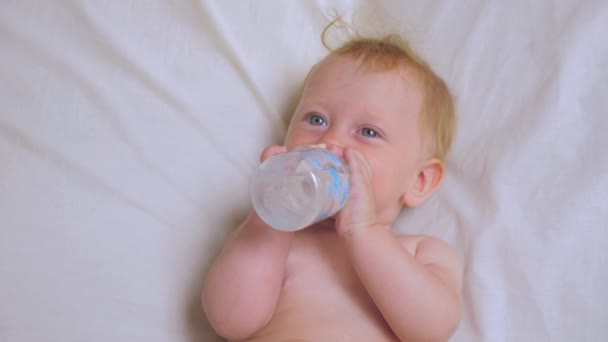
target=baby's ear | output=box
[402,158,445,207]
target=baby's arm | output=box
[337,148,462,342]
[202,145,293,340]
[343,229,462,341]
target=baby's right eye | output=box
[307,114,327,126]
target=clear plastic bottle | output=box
[250,147,350,231]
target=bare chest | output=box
[284,228,362,296]
[255,227,398,341]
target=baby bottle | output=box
[250,146,350,231]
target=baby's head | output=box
[285,31,455,225]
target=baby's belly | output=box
[243,283,398,341]
[246,307,396,341]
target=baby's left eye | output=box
[360,127,380,138]
[307,114,326,126]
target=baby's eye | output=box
[360,127,380,138]
[307,114,327,126]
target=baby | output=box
[202,30,463,341]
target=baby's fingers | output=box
[260,145,287,163]
[343,147,374,207]
[345,148,373,182]
[337,147,377,235]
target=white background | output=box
[1,1,607,341]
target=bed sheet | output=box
[1,1,607,341]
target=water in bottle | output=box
[250,147,350,231]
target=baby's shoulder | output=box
[394,233,457,257]
[394,233,463,291]
[393,234,428,255]
[394,234,462,278]
[394,234,452,252]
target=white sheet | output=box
[1,1,607,341]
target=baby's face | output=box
[285,56,428,224]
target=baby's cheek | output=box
[371,171,397,207]
[369,171,385,200]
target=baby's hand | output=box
[335,147,379,237]
[260,144,287,163]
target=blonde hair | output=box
[318,19,455,161]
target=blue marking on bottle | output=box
[321,150,341,165]
[339,180,350,207]
[310,158,322,169]
[328,167,340,198]
[327,182,332,198]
